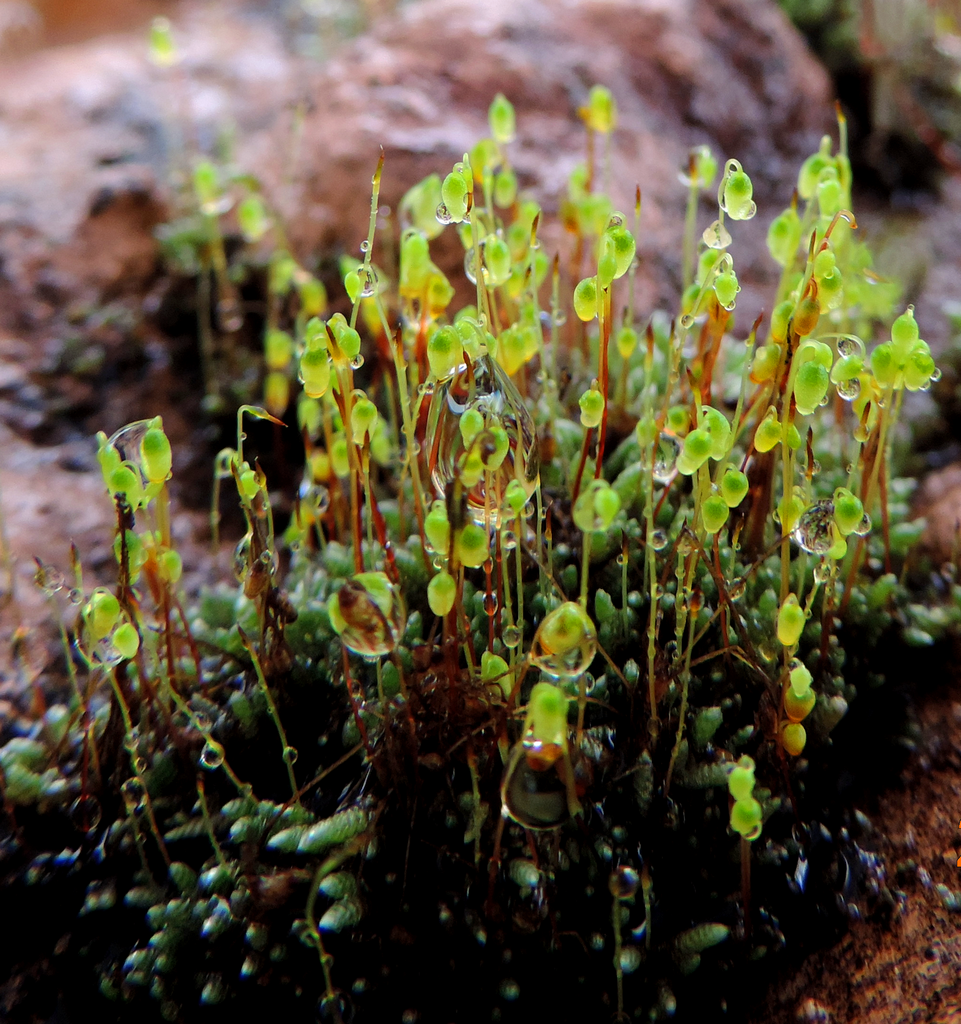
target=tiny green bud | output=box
[714,269,739,310]
[789,661,813,697]
[780,721,806,756]
[579,387,605,429]
[494,168,518,208]
[573,276,598,322]
[730,797,762,838]
[500,481,525,518]
[754,411,781,453]
[720,469,749,508]
[616,325,638,359]
[481,651,512,699]
[723,166,755,220]
[265,329,294,371]
[299,348,331,399]
[727,757,755,801]
[427,326,463,380]
[86,589,121,641]
[457,524,489,568]
[891,306,919,354]
[441,166,471,223]
[113,622,141,660]
[767,207,801,267]
[794,360,830,416]
[488,93,516,144]
[459,408,485,448]
[427,571,456,617]
[424,502,451,554]
[485,235,512,287]
[676,428,713,475]
[833,488,864,537]
[583,85,616,134]
[777,594,805,648]
[702,494,729,534]
[140,423,172,484]
[350,397,378,443]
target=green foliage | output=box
[6,77,953,1024]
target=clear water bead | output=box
[792,500,835,555]
[425,354,539,529]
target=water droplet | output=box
[853,422,869,443]
[553,310,568,327]
[649,529,668,551]
[811,459,821,475]
[813,561,833,585]
[932,367,943,382]
[463,247,478,285]
[792,500,835,555]
[502,744,572,830]
[653,433,680,484]
[317,990,355,1024]
[853,512,872,536]
[69,794,102,833]
[282,745,299,765]
[359,240,370,253]
[435,203,453,225]
[729,578,746,600]
[432,555,444,570]
[419,381,436,396]
[217,293,244,333]
[34,562,65,594]
[501,530,517,551]
[92,637,123,667]
[837,336,864,359]
[350,354,365,370]
[360,267,377,298]
[200,743,225,770]
[331,574,405,658]
[618,945,642,974]
[503,625,522,649]
[68,587,83,605]
[234,534,251,582]
[499,979,520,1002]
[616,553,627,566]
[121,778,145,812]
[609,865,640,900]
[530,601,597,679]
[483,592,498,617]
[590,932,605,950]
[425,355,540,529]
[299,482,331,516]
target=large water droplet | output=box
[330,573,405,658]
[435,203,453,225]
[503,625,522,649]
[653,433,681,484]
[853,512,872,536]
[609,865,640,900]
[200,743,224,770]
[837,336,864,359]
[792,500,835,555]
[70,794,102,833]
[649,529,668,551]
[501,747,572,830]
[530,601,597,680]
[425,354,539,529]
[34,561,65,594]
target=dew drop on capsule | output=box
[609,865,640,900]
[836,377,861,402]
[200,744,224,770]
[792,500,835,555]
[425,354,539,529]
[350,354,365,370]
[70,794,102,833]
[503,625,522,649]
[435,203,453,225]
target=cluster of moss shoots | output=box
[6,58,947,1022]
